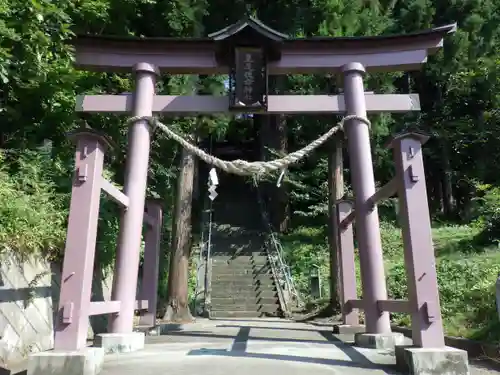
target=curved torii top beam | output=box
[72,16,456,74]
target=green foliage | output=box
[285,223,500,343]
[379,222,403,259]
[0,150,67,260]
[471,184,500,245]
[384,223,500,342]
[0,147,126,267]
[388,251,500,342]
[281,226,330,302]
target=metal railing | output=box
[194,196,214,317]
[254,185,302,312]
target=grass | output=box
[282,222,500,344]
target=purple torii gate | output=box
[27,17,468,375]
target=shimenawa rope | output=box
[126,114,370,177]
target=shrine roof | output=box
[71,17,457,73]
[207,16,289,41]
[74,19,456,51]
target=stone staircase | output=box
[208,174,282,318]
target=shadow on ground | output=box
[161,322,401,374]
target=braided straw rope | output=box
[126,114,370,176]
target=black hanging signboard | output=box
[232,47,267,109]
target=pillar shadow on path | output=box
[216,323,333,332]
[165,329,335,345]
[184,325,400,373]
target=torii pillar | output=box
[342,63,393,337]
[109,62,159,335]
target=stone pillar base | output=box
[333,324,366,334]
[28,348,104,375]
[354,332,406,349]
[94,332,145,354]
[134,325,160,336]
[395,345,469,375]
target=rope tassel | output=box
[126,114,371,177]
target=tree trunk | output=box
[327,134,344,311]
[428,162,444,215]
[259,75,290,233]
[163,145,196,322]
[271,114,290,233]
[440,141,456,218]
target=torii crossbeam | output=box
[76,93,420,114]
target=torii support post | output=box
[138,199,163,327]
[55,129,110,351]
[327,135,344,311]
[390,133,444,348]
[391,133,469,374]
[27,129,110,375]
[108,62,159,336]
[332,200,364,334]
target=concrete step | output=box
[211,261,268,266]
[211,297,278,305]
[211,280,276,288]
[211,291,276,299]
[211,263,269,269]
[212,259,270,266]
[211,264,269,270]
[209,310,279,318]
[210,240,264,246]
[211,282,276,290]
[211,304,280,312]
[212,273,273,279]
[210,223,263,231]
[212,269,267,275]
[210,250,266,256]
[211,279,276,286]
[212,274,274,282]
[212,262,268,267]
[211,270,254,276]
[211,267,267,273]
[211,251,267,264]
[212,274,274,286]
[211,289,277,298]
[210,229,265,237]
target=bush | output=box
[283,222,500,343]
[472,185,500,245]
[387,253,500,342]
[0,150,67,260]
[380,222,403,260]
[281,226,330,303]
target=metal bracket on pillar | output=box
[424,301,438,323]
[62,302,74,324]
[407,145,419,182]
[408,165,419,182]
[408,146,416,159]
[77,165,88,182]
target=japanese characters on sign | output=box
[234,47,265,107]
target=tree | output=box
[164,141,197,322]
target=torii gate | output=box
[28,17,466,375]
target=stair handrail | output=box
[204,197,214,315]
[197,140,215,317]
[254,184,303,311]
[194,189,214,317]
